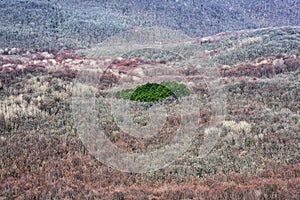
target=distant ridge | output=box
[0,0,299,49]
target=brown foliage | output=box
[0,48,299,199]
[219,54,300,78]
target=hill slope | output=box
[0,26,299,199]
[0,0,299,49]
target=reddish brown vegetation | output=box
[54,50,83,62]
[98,71,119,90]
[0,48,299,199]
[219,54,300,78]
[1,132,299,199]
[49,67,78,81]
[0,57,23,65]
[107,58,157,74]
[0,50,81,88]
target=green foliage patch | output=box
[115,81,190,102]
[160,81,190,97]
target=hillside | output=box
[0,26,299,199]
[0,0,299,49]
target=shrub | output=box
[115,81,190,102]
[291,115,299,124]
[160,81,191,97]
[130,82,174,102]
